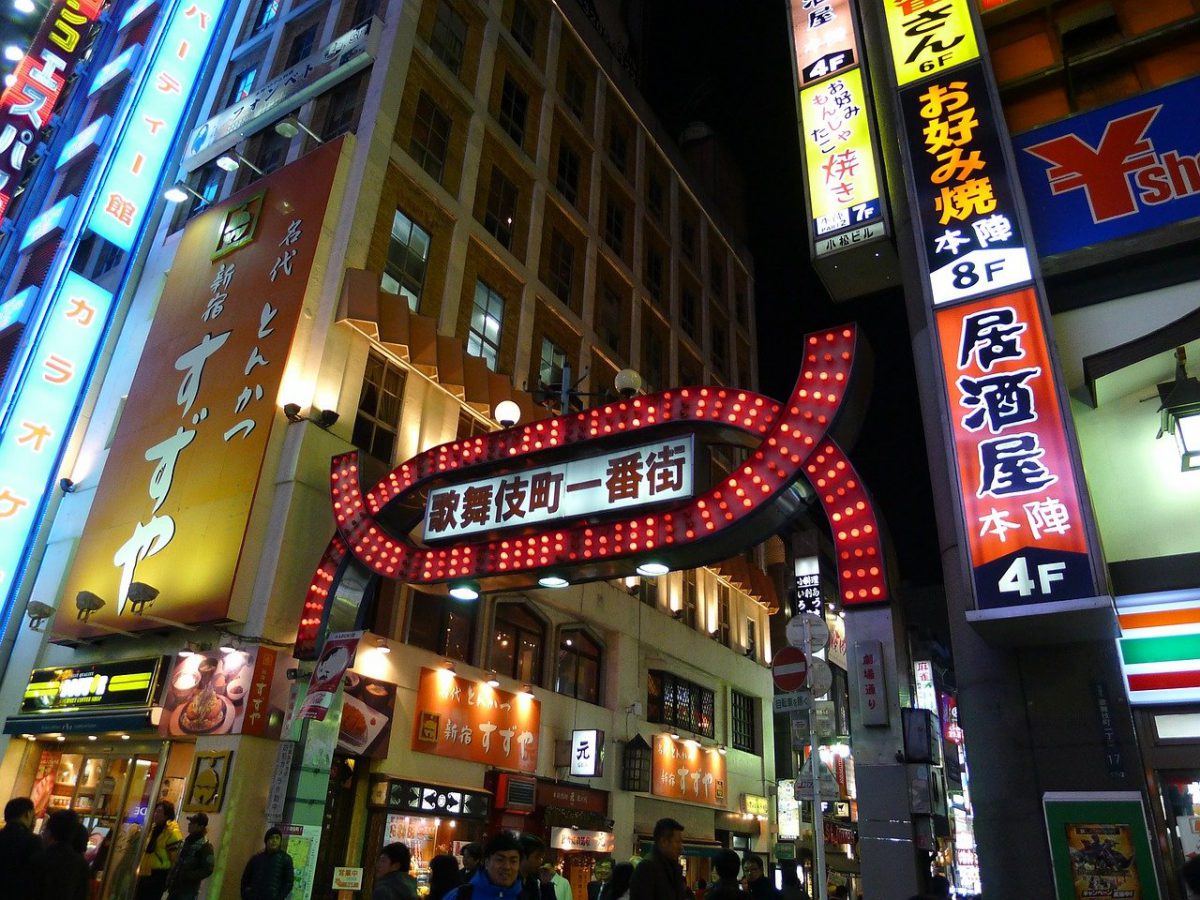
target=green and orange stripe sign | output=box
[1117,600,1200,703]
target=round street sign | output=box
[807,658,833,697]
[786,613,830,652]
[772,646,809,692]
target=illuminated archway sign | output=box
[297,326,888,658]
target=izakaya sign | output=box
[882,0,979,87]
[52,141,344,641]
[424,436,694,540]
[651,734,727,808]
[1014,75,1200,258]
[298,328,891,657]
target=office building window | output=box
[599,282,624,353]
[717,581,731,646]
[638,576,658,608]
[491,603,544,684]
[680,288,698,338]
[227,66,256,106]
[746,617,757,657]
[510,0,537,56]
[256,128,290,174]
[556,629,602,704]
[251,0,279,34]
[322,73,362,139]
[498,74,529,147]
[709,255,724,294]
[539,337,567,390]
[284,23,317,68]
[682,570,697,628]
[603,199,625,257]
[680,220,696,262]
[645,246,663,301]
[407,587,476,663]
[411,91,451,183]
[468,280,505,370]
[642,327,665,389]
[563,65,586,119]
[430,0,467,76]
[711,319,728,372]
[647,670,716,738]
[381,209,430,312]
[607,126,627,174]
[546,230,574,305]
[647,174,665,222]
[352,351,405,463]
[555,142,580,206]
[483,166,518,250]
[731,690,758,753]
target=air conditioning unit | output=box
[492,773,537,812]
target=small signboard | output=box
[786,613,830,651]
[332,867,363,890]
[774,691,814,714]
[855,640,888,726]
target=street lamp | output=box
[534,364,642,415]
[1156,346,1200,471]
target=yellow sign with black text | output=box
[882,0,979,87]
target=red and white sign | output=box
[299,631,361,721]
[772,646,809,692]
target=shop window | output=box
[555,628,602,704]
[603,199,625,258]
[563,64,586,119]
[406,587,477,663]
[731,690,758,753]
[510,0,537,56]
[498,74,529,148]
[555,141,580,206]
[457,408,491,440]
[490,602,545,684]
[284,23,317,69]
[410,91,451,183]
[251,0,280,35]
[227,65,256,107]
[352,351,405,464]
[381,208,430,313]
[647,669,715,738]
[468,280,505,371]
[546,229,574,306]
[483,166,518,250]
[429,0,467,76]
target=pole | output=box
[804,616,826,900]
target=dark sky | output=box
[637,1,943,588]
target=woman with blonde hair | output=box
[134,800,183,900]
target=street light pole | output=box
[804,616,827,900]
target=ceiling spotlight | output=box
[668,729,680,740]
[718,744,727,755]
[75,590,105,622]
[519,684,533,697]
[313,408,339,429]
[449,581,480,602]
[486,671,500,687]
[126,581,159,615]
[494,399,521,427]
[216,154,239,172]
[26,600,53,631]
[374,637,391,654]
[283,402,303,422]
[636,562,670,577]
[163,182,204,203]
[441,659,456,671]
[58,477,76,493]
[538,575,569,589]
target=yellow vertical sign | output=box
[882,0,979,86]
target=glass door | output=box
[95,756,158,900]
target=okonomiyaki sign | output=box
[422,436,695,541]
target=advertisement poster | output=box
[299,631,362,721]
[337,673,396,758]
[1044,793,1161,900]
[160,648,287,737]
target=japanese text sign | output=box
[412,667,540,772]
[789,0,859,86]
[52,140,344,641]
[935,288,1095,609]
[0,272,112,611]
[800,69,883,245]
[300,631,361,721]
[882,0,979,87]
[423,435,695,541]
[0,0,104,226]
[900,65,1032,305]
[855,639,887,725]
[1013,75,1200,258]
[570,728,603,777]
[742,793,770,816]
[87,0,227,250]
[651,734,727,808]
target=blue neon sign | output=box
[0,272,113,613]
[87,0,225,250]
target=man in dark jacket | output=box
[629,817,691,900]
[373,842,419,900]
[34,809,90,900]
[166,812,215,899]
[0,796,44,898]
[443,832,524,900]
[241,827,295,899]
[743,855,781,899]
[706,850,745,900]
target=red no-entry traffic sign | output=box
[772,646,809,692]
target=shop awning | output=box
[3,710,154,735]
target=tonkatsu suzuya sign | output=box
[422,436,695,540]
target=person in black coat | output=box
[706,850,746,900]
[34,809,90,900]
[587,858,613,900]
[0,797,44,898]
[629,818,691,900]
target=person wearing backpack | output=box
[444,832,525,900]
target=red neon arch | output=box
[297,326,887,657]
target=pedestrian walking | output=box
[443,832,523,900]
[706,850,745,900]
[135,800,183,900]
[429,853,462,899]
[34,809,90,900]
[241,827,295,899]
[628,817,690,900]
[373,842,419,900]
[0,796,44,898]
[165,811,215,900]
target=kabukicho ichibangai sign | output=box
[297,328,891,658]
[52,139,346,641]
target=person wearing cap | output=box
[443,832,525,900]
[241,827,295,899]
[165,811,215,900]
[629,818,690,900]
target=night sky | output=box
[638,1,943,589]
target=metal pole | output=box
[804,617,826,900]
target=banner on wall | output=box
[651,734,727,808]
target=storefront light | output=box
[636,562,670,577]
[449,581,480,601]
[486,671,500,687]
[55,735,65,742]
[1157,346,1200,472]
[538,575,569,589]
[87,735,97,741]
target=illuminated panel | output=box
[882,0,979,87]
[1117,600,1200,705]
[0,273,113,620]
[934,288,1095,610]
[0,285,37,332]
[651,734,727,807]
[789,0,859,86]
[799,68,883,250]
[19,195,75,253]
[0,0,105,226]
[423,435,695,541]
[86,0,225,250]
[899,64,1031,305]
[87,45,141,96]
[297,328,891,656]
[56,115,111,170]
